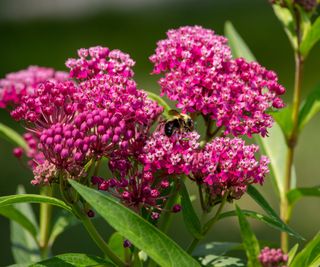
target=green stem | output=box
[72,203,127,267]
[281,8,304,252]
[39,186,53,259]
[186,192,229,254]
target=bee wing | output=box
[168,109,180,116]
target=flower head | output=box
[151,26,285,137]
[92,170,175,218]
[11,80,79,129]
[258,246,288,267]
[66,46,135,80]
[0,66,68,109]
[193,137,269,201]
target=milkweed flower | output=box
[66,46,135,80]
[141,128,200,175]
[91,170,174,218]
[193,137,269,201]
[0,66,68,109]
[258,247,288,267]
[150,26,285,137]
[11,80,79,129]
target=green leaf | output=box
[0,194,73,213]
[0,205,38,238]
[235,205,261,267]
[198,254,245,267]
[144,90,171,118]
[299,84,320,130]
[224,21,297,198]
[300,17,320,58]
[0,123,27,150]
[272,5,298,50]
[288,243,299,265]
[219,209,304,240]
[11,185,40,264]
[69,180,200,267]
[291,232,320,267]
[271,105,293,139]
[180,181,202,239]
[224,21,256,61]
[108,232,129,261]
[255,123,297,198]
[48,210,79,247]
[247,185,279,220]
[193,242,241,257]
[30,253,114,267]
[287,186,320,206]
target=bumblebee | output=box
[164,110,194,137]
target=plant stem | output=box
[39,186,53,259]
[186,192,228,254]
[281,10,304,251]
[72,203,127,267]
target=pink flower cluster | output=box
[258,247,288,267]
[150,26,285,137]
[0,66,68,109]
[11,80,79,128]
[194,137,269,200]
[66,46,135,80]
[91,171,177,219]
[141,128,269,201]
[141,128,200,174]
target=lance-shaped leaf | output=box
[235,205,261,267]
[144,90,171,118]
[69,180,200,267]
[287,186,320,206]
[0,194,72,213]
[290,232,320,267]
[300,17,320,58]
[219,209,303,240]
[180,181,202,239]
[299,84,320,130]
[0,123,27,150]
[30,253,114,267]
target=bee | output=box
[164,110,194,137]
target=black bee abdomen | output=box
[164,119,180,136]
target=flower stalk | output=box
[39,186,53,259]
[281,8,304,252]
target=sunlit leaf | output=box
[299,84,320,130]
[69,180,200,267]
[300,17,320,58]
[272,5,297,50]
[291,232,320,267]
[0,194,72,213]
[219,209,303,240]
[0,123,27,150]
[288,243,299,265]
[10,185,40,264]
[235,205,261,267]
[30,253,114,267]
[271,105,293,139]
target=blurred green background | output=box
[0,0,320,265]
